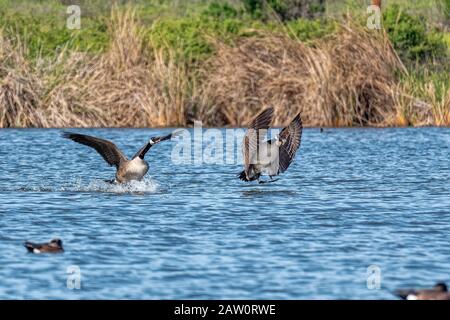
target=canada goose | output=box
[239,107,303,183]
[62,132,174,183]
[24,239,64,254]
[395,283,450,300]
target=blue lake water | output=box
[0,128,449,299]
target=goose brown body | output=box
[24,239,64,254]
[395,283,450,300]
[239,107,303,182]
[62,132,173,183]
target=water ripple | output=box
[0,128,449,299]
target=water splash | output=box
[81,178,159,194]
[10,177,160,194]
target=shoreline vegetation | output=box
[0,0,449,128]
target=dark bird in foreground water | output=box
[62,132,174,183]
[239,107,303,183]
[24,239,64,254]
[394,282,450,300]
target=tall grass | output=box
[1,7,191,127]
[0,5,448,127]
[392,71,450,126]
[0,31,48,127]
[198,23,424,127]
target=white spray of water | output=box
[14,177,160,194]
[82,178,159,193]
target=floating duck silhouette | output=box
[239,107,303,183]
[395,282,450,300]
[62,132,174,183]
[24,239,64,254]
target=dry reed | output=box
[198,24,408,127]
[0,32,47,127]
[1,7,190,128]
[43,7,190,128]
[0,8,448,128]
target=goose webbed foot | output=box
[258,177,279,184]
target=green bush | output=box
[148,17,248,62]
[442,0,450,19]
[0,9,109,58]
[287,18,335,42]
[241,0,325,21]
[201,2,239,19]
[241,0,265,19]
[383,4,447,61]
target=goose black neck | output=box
[138,143,152,159]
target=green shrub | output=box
[241,0,325,21]
[441,0,450,19]
[201,2,239,19]
[0,9,109,58]
[383,4,447,61]
[241,0,265,19]
[287,18,335,42]
[148,17,248,62]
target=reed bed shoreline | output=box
[0,8,449,128]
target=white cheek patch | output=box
[406,294,418,300]
[33,249,41,254]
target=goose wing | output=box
[62,132,127,168]
[394,288,416,300]
[24,241,41,253]
[277,113,303,174]
[394,288,449,300]
[242,107,274,177]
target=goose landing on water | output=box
[239,107,303,183]
[62,132,174,184]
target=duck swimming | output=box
[62,132,174,184]
[24,239,64,254]
[394,282,450,300]
[239,107,303,183]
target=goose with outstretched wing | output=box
[62,132,174,183]
[239,107,303,183]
